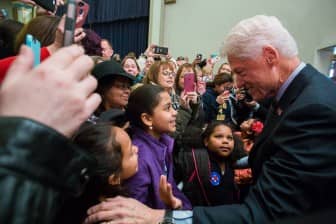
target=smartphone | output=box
[184,73,195,93]
[33,0,56,12]
[76,1,89,28]
[63,0,76,46]
[153,46,168,55]
[25,34,40,67]
[238,88,253,102]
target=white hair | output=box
[221,15,298,59]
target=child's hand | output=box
[216,90,230,104]
[159,175,182,209]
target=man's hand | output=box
[84,196,165,224]
[0,45,101,137]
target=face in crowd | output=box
[218,63,232,74]
[115,126,139,181]
[123,58,139,76]
[157,64,175,91]
[177,65,194,91]
[204,124,234,158]
[146,91,177,138]
[103,77,131,110]
[101,39,113,60]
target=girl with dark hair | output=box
[58,123,138,223]
[124,84,192,209]
[0,19,23,59]
[177,121,246,206]
[80,29,103,56]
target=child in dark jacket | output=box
[58,123,139,224]
[202,73,242,130]
[175,121,246,206]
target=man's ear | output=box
[140,112,153,129]
[108,174,121,185]
[262,45,279,65]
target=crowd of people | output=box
[0,1,336,223]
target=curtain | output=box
[58,0,149,58]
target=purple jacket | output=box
[123,127,191,209]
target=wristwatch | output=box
[159,210,175,224]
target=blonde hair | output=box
[142,61,174,85]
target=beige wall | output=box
[150,0,336,74]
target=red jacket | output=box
[0,47,51,83]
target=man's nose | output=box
[236,77,245,89]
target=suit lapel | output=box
[277,65,313,112]
[249,64,314,177]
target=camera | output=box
[153,46,168,55]
[239,88,253,102]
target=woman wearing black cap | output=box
[92,60,135,116]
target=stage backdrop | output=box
[59,0,149,58]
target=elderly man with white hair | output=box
[83,15,336,224]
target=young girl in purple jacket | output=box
[124,84,192,209]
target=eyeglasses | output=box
[162,70,176,77]
[113,82,131,90]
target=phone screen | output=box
[25,34,40,67]
[33,0,56,12]
[153,46,168,55]
[184,73,195,93]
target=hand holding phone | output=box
[25,34,40,67]
[184,73,195,93]
[76,0,89,28]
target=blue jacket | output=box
[123,127,192,209]
[202,87,236,125]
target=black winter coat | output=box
[0,117,95,224]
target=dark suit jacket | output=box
[193,64,336,223]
